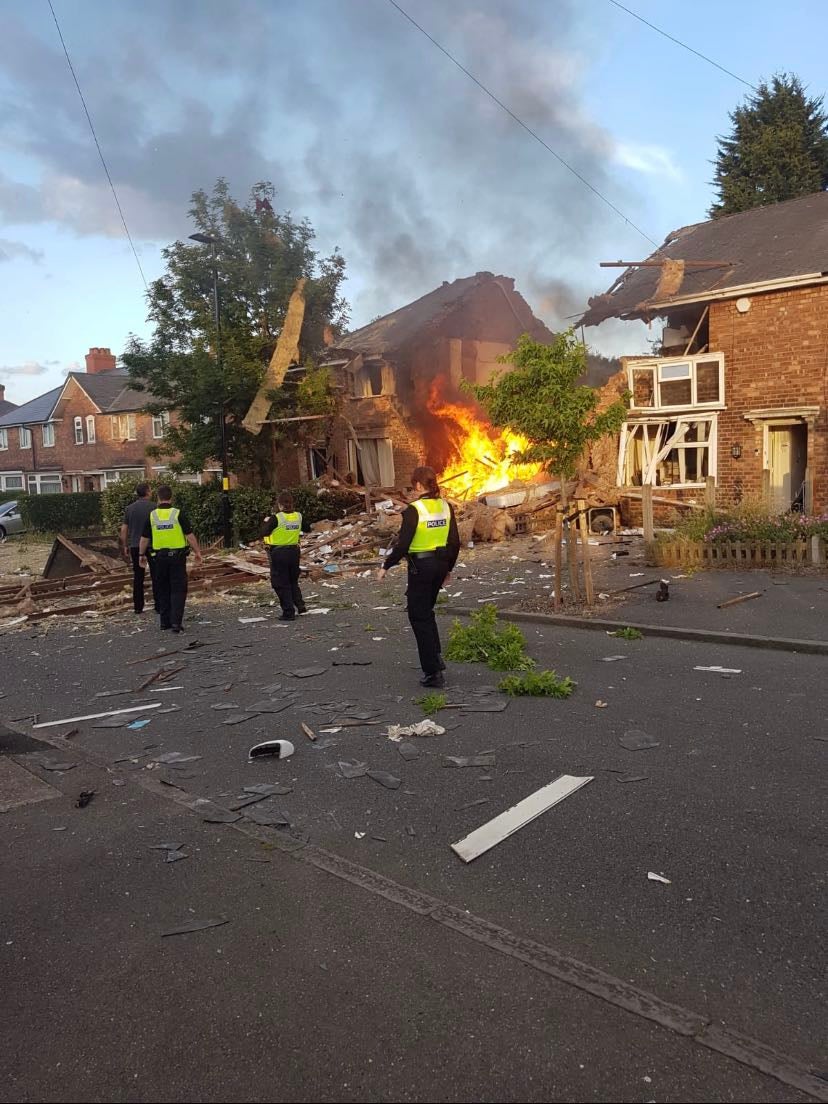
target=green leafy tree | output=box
[123,179,348,482]
[710,73,828,218]
[467,331,629,494]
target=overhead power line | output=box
[47,0,148,288]
[385,0,659,247]
[606,0,757,91]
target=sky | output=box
[0,0,826,403]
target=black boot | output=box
[419,672,445,688]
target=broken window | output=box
[351,359,395,398]
[627,353,723,411]
[347,438,395,487]
[618,416,716,488]
[308,445,329,480]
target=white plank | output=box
[451,774,593,863]
[33,703,162,729]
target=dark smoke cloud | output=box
[0,0,652,330]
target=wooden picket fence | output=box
[653,538,815,569]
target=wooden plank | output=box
[553,506,564,612]
[242,277,307,434]
[576,499,594,606]
[34,703,163,729]
[451,775,593,863]
[705,475,716,510]
[717,591,762,609]
[641,484,654,543]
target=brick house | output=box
[287,272,614,489]
[0,347,217,495]
[581,193,828,515]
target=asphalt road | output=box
[1,588,825,1103]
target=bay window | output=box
[618,415,717,489]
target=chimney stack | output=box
[0,384,5,402]
[85,347,117,374]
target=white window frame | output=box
[0,429,7,451]
[19,427,32,449]
[151,411,170,439]
[109,413,135,441]
[41,422,55,448]
[0,472,24,490]
[101,468,144,488]
[618,414,718,490]
[27,472,63,495]
[74,416,84,445]
[86,415,97,443]
[627,353,725,413]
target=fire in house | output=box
[286,271,617,496]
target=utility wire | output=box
[385,0,659,247]
[47,0,148,288]
[606,0,757,90]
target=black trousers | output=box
[152,551,188,629]
[406,553,449,675]
[130,547,158,613]
[267,546,305,618]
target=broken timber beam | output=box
[242,277,307,434]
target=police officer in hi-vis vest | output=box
[138,485,203,633]
[261,491,307,621]
[377,465,460,688]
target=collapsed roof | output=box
[581,192,828,328]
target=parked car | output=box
[0,500,24,539]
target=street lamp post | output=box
[189,232,232,548]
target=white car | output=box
[0,500,24,539]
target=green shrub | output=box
[0,490,21,505]
[445,605,535,672]
[17,492,102,533]
[417,691,447,716]
[499,670,575,697]
[609,626,643,640]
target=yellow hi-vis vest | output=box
[150,507,186,551]
[408,498,451,552]
[264,511,302,547]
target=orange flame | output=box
[427,383,542,497]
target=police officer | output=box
[377,465,460,687]
[138,485,203,633]
[262,491,306,621]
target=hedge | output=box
[101,479,361,544]
[17,492,103,533]
[0,490,21,505]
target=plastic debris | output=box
[127,719,152,730]
[443,755,496,768]
[694,665,742,674]
[647,871,671,884]
[367,770,402,790]
[248,739,295,761]
[338,760,369,779]
[619,730,660,751]
[162,916,229,937]
[386,720,445,741]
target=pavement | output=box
[1,578,825,1103]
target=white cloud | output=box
[0,237,43,264]
[614,142,683,181]
[0,360,50,378]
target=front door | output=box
[768,425,807,511]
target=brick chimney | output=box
[0,384,5,402]
[85,346,117,374]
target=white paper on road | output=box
[693,665,742,674]
[451,774,593,863]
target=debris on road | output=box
[33,702,163,729]
[338,760,368,778]
[290,666,328,679]
[619,730,660,751]
[656,580,670,602]
[248,739,295,761]
[443,754,496,768]
[717,591,762,609]
[386,720,445,740]
[75,790,95,808]
[300,722,317,742]
[367,770,402,790]
[594,700,608,709]
[615,773,649,783]
[193,798,242,824]
[451,774,593,862]
[647,871,671,884]
[34,758,77,772]
[161,916,229,937]
[396,741,420,761]
[694,665,742,674]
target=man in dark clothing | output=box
[119,483,157,614]
[377,465,460,687]
[138,486,203,632]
